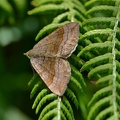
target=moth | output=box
[24,22,79,96]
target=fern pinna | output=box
[27,0,120,120]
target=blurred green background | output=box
[0,0,52,120]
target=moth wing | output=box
[30,57,71,96]
[57,22,79,58]
[32,22,79,58]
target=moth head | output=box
[24,49,34,58]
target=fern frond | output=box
[79,1,120,119]
[28,1,87,119]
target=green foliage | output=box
[79,0,120,120]
[0,0,27,25]
[27,0,120,119]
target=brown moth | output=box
[24,22,79,96]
